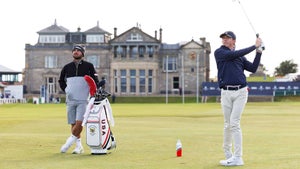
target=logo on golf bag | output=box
[88,125,97,136]
[101,119,107,135]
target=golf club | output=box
[233,0,265,50]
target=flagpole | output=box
[181,53,185,104]
[166,55,168,104]
[196,53,199,103]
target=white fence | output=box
[0,98,27,104]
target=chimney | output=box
[200,37,206,47]
[114,27,117,38]
[77,27,81,32]
[155,30,157,39]
[159,28,162,42]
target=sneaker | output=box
[60,135,77,153]
[72,146,84,154]
[220,156,244,166]
[224,151,232,160]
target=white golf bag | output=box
[82,75,116,155]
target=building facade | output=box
[24,20,211,101]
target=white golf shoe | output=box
[72,146,84,154]
[60,135,77,153]
[220,156,244,166]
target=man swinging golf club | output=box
[214,31,263,166]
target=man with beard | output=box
[59,44,100,154]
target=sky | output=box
[1,0,299,78]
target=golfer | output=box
[214,31,263,166]
[59,44,100,154]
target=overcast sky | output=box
[1,0,299,78]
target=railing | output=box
[273,90,300,96]
[0,98,27,104]
[202,82,300,96]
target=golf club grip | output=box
[256,33,265,50]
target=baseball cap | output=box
[220,31,236,40]
[72,44,85,56]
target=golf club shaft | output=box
[236,0,257,35]
[235,0,265,50]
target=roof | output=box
[161,43,180,49]
[180,39,203,48]
[110,26,160,43]
[85,21,111,35]
[0,65,21,73]
[37,19,69,34]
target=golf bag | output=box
[82,75,116,155]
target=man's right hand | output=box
[255,37,262,48]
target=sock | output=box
[76,138,82,148]
[66,134,77,144]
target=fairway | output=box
[1,102,300,169]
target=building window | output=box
[1,74,19,82]
[163,56,177,72]
[86,55,99,68]
[121,69,126,93]
[114,46,118,58]
[138,46,145,57]
[39,35,65,43]
[45,56,57,68]
[114,69,118,93]
[148,69,153,93]
[114,46,127,58]
[148,46,154,57]
[130,69,136,93]
[86,35,104,43]
[127,33,142,41]
[118,46,127,58]
[129,46,137,58]
[139,70,145,93]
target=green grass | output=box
[1,102,300,169]
[247,76,275,82]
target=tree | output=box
[274,60,298,76]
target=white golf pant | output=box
[221,87,248,158]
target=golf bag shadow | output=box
[82,75,116,155]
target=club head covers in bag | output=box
[84,75,97,96]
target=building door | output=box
[47,77,56,102]
[173,77,179,89]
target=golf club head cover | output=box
[84,75,97,96]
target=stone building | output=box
[24,20,211,101]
